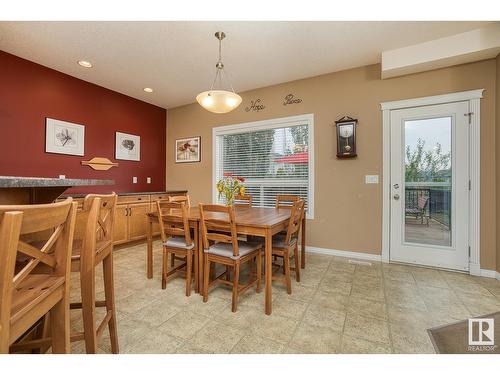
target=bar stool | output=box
[70,193,119,354]
[0,199,77,353]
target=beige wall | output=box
[497,54,500,273]
[166,60,497,270]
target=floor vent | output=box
[348,259,373,266]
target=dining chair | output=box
[275,194,300,208]
[69,193,119,354]
[274,194,306,268]
[157,200,196,296]
[168,194,191,207]
[199,204,262,312]
[168,195,192,268]
[234,194,252,207]
[271,199,305,293]
[0,198,77,354]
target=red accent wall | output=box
[0,51,166,194]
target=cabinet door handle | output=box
[128,208,132,216]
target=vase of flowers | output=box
[217,173,246,206]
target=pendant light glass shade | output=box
[196,90,242,114]
[197,31,241,114]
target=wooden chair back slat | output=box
[284,200,305,246]
[0,211,23,352]
[234,194,252,207]
[275,194,300,209]
[156,201,192,247]
[199,204,239,256]
[168,195,191,207]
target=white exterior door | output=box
[389,101,469,271]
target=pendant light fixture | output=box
[196,31,242,114]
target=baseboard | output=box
[305,246,382,262]
[478,268,498,278]
[496,272,500,281]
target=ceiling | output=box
[0,21,491,109]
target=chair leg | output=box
[283,251,292,294]
[293,244,301,282]
[80,267,97,354]
[226,265,231,281]
[162,248,168,289]
[203,254,210,303]
[232,262,240,313]
[193,247,199,293]
[185,250,192,297]
[50,295,70,354]
[103,253,119,354]
[170,253,175,268]
[256,250,262,293]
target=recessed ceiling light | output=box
[78,60,92,68]
[143,87,154,93]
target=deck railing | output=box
[405,182,451,228]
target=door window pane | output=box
[404,117,452,247]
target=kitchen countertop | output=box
[60,190,188,198]
[0,176,115,188]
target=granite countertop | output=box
[61,190,188,198]
[0,176,115,188]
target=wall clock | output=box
[334,116,358,158]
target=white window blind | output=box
[213,114,314,218]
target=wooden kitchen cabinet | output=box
[113,205,129,245]
[58,191,187,246]
[128,202,151,241]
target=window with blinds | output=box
[213,114,314,218]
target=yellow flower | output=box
[239,186,245,196]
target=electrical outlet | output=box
[365,175,379,184]
[132,177,138,184]
[58,175,66,179]
[147,177,151,184]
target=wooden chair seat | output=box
[164,236,195,250]
[11,275,65,324]
[205,241,261,260]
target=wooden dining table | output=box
[146,205,306,315]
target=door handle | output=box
[393,194,400,200]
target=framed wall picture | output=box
[175,136,201,163]
[45,118,85,156]
[115,132,141,161]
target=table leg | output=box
[265,228,272,315]
[147,217,153,279]
[301,217,306,269]
[198,223,204,295]
[193,222,199,293]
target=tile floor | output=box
[70,241,500,354]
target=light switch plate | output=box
[365,175,379,184]
[147,177,151,184]
[133,177,138,184]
